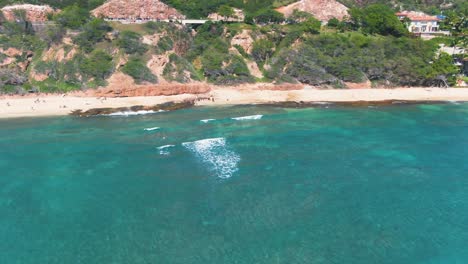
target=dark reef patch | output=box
[70,100,195,117]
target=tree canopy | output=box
[349,4,408,37]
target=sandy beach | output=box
[1,87,468,118]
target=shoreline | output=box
[1,87,468,119]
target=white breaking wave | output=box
[182,137,240,179]
[105,110,166,116]
[158,145,175,150]
[144,127,160,131]
[157,145,175,155]
[200,119,216,123]
[231,115,263,121]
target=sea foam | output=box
[182,137,240,179]
[105,110,166,117]
[232,115,263,121]
[144,127,160,131]
[200,119,216,123]
[157,145,175,155]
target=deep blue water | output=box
[1,103,468,263]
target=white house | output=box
[396,11,440,34]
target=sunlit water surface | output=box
[1,103,468,263]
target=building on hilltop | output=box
[1,4,57,22]
[91,0,185,23]
[396,11,442,34]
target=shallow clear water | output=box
[1,103,468,263]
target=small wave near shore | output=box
[232,115,263,121]
[144,127,160,131]
[157,145,175,155]
[106,110,165,116]
[200,119,216,123]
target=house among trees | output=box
[396,11,441,34]
[91,0,185,23]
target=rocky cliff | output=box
[1,4,56,22]
[92,83,211,97]
[208,8,245,22]
[91,0,185,20]
[277,0,349,21]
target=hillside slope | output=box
[276,0,349,21]
[0,0,465,17]
[91,0,185,20]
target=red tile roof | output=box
[396,11,439,22]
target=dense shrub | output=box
[157,36,174,53]
[327,18,340,28]
[233,44,249,58]
[73,18,112,52]
[79,49,113,84]
[117,31,148,55]
[122,58,157,84]
[349,4,408,37]
[265,33,455,86]
[299,17,321,34]
[163,53,201,82]
[53,4,90,29]
[252,39,274,66]
[246,9,285,24]
[217,5,235,18]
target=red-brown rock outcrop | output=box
[277,0,349,21]
[1,4,56,22]
[91,0,185,20]
[92,83,211,97]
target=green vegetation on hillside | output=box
[267,32,455,86]
[349,4,409,37]
[122,58,157,84]
[0,1,465,93]
[0,0,466,17]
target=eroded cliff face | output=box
[91,0,185,20]
[1,4,56,22]
[0,47,33,72]
[27,44,80,82]
[92,83,211,97]
[277,0,349,21]
[0,47,31,87]
[146,54,170,83]
[231,30,254,54]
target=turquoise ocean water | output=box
[1,103,468,263]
